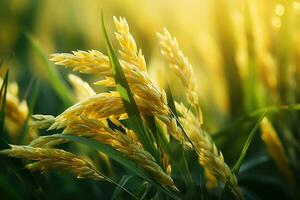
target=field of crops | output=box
[1,0,300,199]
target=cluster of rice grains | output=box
[158,29,241,198]
[1,145,104,181]
[0,76,37,143]
[0,17,242,199]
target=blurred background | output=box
[1,0,300,199]
[1,0,300,127]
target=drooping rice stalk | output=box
[50,52,169,122]
[32,114,177,190]
[175,102,241,198]
[157,28,203,124]
[0,15,250,199]
[49,18,189,147]
[46,16,241,197]
[157,25,241,197]
[0,145,104,180]
[260,117,294,184]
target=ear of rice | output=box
[0,145,104,180]
[175,101,241,197]
[157,28,198,106]
[29,134,68,148]
[260,117,293,184]
[31,114,56,129]
[48,17,190,147]
[50,53,186,147]
[31,112,177,190]
[59,115,177,190]
[0,77,38,142]
[113,16,146,72]
[68,74,96,101]
[157,28,203,124]
[50,50,111,75]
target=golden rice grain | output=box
[50,50,111,75]
[68,74,96,101]
[113,16,146,71]
[157,28,198,107]
[29,134,68,148]
[157,28,203,124]
[1,145,104,180]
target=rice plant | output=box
[1,1,300,199]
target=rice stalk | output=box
[49,17,189,147]
[0,145,104,180]
[50,52,169,126]
[113,16,147,72]
[68,74,96,101]
[175,102,241,198]
[157,28,203,124]
[32,114,177,190]
[260,117,293,184]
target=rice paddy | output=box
[0,0,300,199]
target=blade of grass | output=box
[111,175,133,200]
[139,182,151,200]
[146,116,195,195]
[232,112,266,174]
[0,69,10,149]
[221,112,265,200]
[0,60,47,198]
[25,32,74,107]
[166,83,196,193]
[101,13,159,161]
[214,103,300,140]
[166,83,178,117]
[166,82,199,154]
[102,174,138,200]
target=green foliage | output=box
[1,2,300,200]
[0,68,10,149]
[26,32,74,107]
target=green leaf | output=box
[56,134,182,200]
[214,104,300,140]
[0,67,46,197]
[165,84,195,190]
[0,69,10,149]
[221,113,265,200]
[232,112,266,174]
[25,32,74,107]
[100,13,158,160]
[166,83,178,118]
[148,115,195,193]
[111,175,133,200]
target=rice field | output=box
[0,0,300,199]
